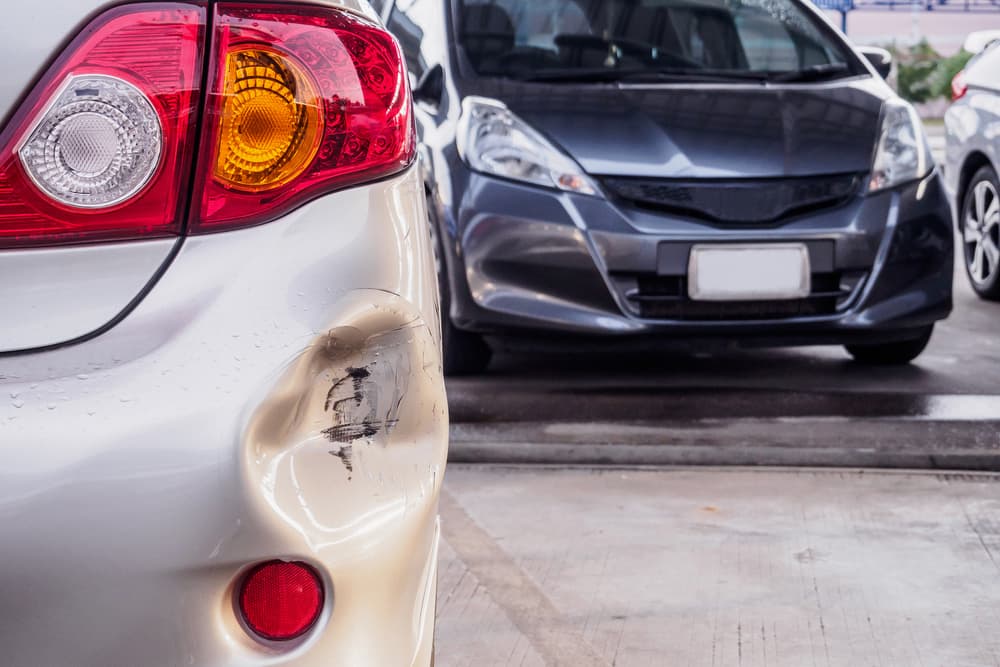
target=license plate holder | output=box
[687,244,811,302]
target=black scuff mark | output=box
[324,366,370,412]
[322,363,400,463]
[328,445,354,480]
[384,365,405,437]
[323,421,397,444]
[387,391,405,435]
[320,330,414,475]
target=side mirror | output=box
[859,46,893,79]
[413,64,444,107]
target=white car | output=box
[963,30,1000,55]
[0,1,446,665]
[946,39,1000,300]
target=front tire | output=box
[844,326,933,365]
[426,195,492,376]
[960,165,1000,300]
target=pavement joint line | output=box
[445,462,1000,478]
[438,489,611,667]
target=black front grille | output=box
[623,272,861,321]
[601,174,863,225]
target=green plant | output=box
[928,49,973,99]
[890,40,973,104]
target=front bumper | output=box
[444,169,953,346]
[0,168,445,666]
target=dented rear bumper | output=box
[0,167,445,666]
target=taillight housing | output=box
[0,3,205,249]
[0,1,414,248]
[192,3,415,232]
[952,70,968,101]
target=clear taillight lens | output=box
[0,3,205,249]
[191,3,415,233]
[18,74,163,208]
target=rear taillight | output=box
[0,3,205,248]
[0,1,413,248]
[192,4,414,232]
[952,70,968,101]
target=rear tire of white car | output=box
[844,325,933,365]
[960,165,1000,301]
[427,195,492,376]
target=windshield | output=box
[457,0,857,81]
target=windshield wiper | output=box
[767,63,851,83]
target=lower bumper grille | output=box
[622,272,864,321]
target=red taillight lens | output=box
[0,3,205,249]
[952,70,968,101]
[191,3,415,233]
[238,561,324,642]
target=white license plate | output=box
[687,244,811,301]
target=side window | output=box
[387,0,443,83]
[368,0,385,16]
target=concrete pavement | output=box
[436,465,1000,666]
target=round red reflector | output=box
[238,561,324,641]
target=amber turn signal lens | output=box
[215,47,322,191]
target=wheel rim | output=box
[964,179,1000,286]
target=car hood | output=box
[493,80,886,179]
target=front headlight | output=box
[456,96,596,195]
[869,100,933,192]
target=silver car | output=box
[946,40,1000,300]
[0,1,446,665]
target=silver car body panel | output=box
[0,239,178,352]
[0,165,445,666]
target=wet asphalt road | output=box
[446,265,1000,470]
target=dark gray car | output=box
[382,0,953,374]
